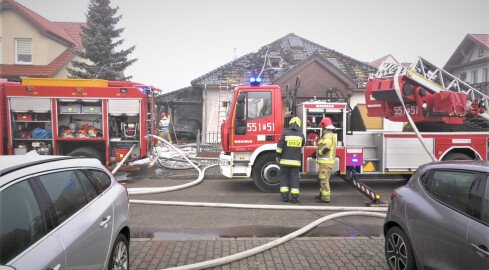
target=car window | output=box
[0,180,46,264]
[87,169,112,191]
[76,170,98,202]
[38,171,88,224]
[430,170,478,214]
[482,176,489,224]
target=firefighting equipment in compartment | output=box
[122,122,138,139]
[307,120,311,126]
[32,141,51,155]
[319,117,335,129]
[306,132,319,146]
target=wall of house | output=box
[202,86,233,134]
[2,8,67,65]
[451,46,489,84]
[276,60,350,100]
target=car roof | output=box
[421,160,489,173]
[0,151,85,177]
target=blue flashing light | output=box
[249,76,262,85]
[351,157,359,163]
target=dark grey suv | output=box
[384,160,489,270]
[0,152,130,270]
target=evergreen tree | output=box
[68,0,137,80]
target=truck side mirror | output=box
[235,93,246,135]
[236,93,245,120]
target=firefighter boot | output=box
[281,192,289,202]
[291,197,299,204]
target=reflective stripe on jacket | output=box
[276,127,305,167]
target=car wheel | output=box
[109,234,129,270]
[385,226,416,270]
[252,153,280,193]
[443,153,472,161]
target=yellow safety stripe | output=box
[316,159,334,164]
[280,159,301,166]
[319,138,332,144]
[291,188,299,194]
[280,187,289,192]
[321,190,331,196]
[276,147,282,153]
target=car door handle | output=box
[471,243,489,257]
[100,215,112,227]
[47,264,61,270]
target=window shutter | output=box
[16,39,32,63]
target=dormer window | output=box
[268,56,283,69]
[479,47,485,57]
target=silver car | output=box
[384,160,489,270]
[0,152,130,270]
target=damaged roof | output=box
[191,33,377,88]
[156,86,202,104]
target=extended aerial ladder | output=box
[367,57,489,128]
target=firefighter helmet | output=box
[289,117,301,127]
[319,117,335,129]
[161,113,167,118]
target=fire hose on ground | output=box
[125,135,389,270]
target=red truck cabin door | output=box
[231,87,280,152]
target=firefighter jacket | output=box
[276,125,305,167]
[159,117,170,132]
[316,130,337,165]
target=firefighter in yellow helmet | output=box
[276,117,305,203]
[316,117,336,203]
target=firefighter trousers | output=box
[279,166,300,199]
[158,131,172,144]
[318,163,333,202]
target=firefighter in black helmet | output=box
[276,117,305,203]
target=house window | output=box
[471,70,478,84]
[15,39,32,64]
[268,57,283,69]
[479,48,485,57]
[483,68,488,82]
[460,73,467,82]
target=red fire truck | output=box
[219,58,489,200]
[0,77,158,165]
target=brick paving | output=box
[129,236,389,270]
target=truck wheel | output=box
[443,153,472,161]
[68,147,104,163]
[252,153,280,193]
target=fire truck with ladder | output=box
[219,57,489,203]
[0,77,159,166]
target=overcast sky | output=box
[15,0,489,92]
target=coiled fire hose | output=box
[124,135,388,270]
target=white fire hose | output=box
[126,135,389,270]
